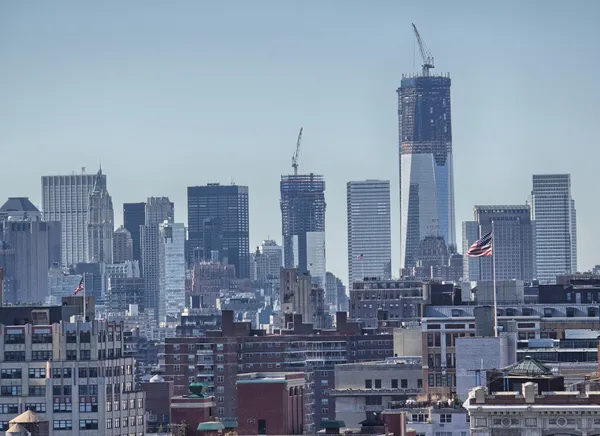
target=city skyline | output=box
[2,1,600,283]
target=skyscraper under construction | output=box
[398,25,456,269]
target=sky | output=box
[1,1,599,285]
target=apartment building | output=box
[0,314,145,435]
[162,310,393,433]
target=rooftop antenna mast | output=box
[291,127,303,176]
[412,23,434,76]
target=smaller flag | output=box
[73,277,84,295]
[466,232,493,257]
[356,254,364,260]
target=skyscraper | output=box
[346,180,392,284]
[463,205,535,282]
[158,221,186,322]
[113,226,134,263]
[280,174,326,288]
[529,174,577,283]
[42,170,102,266]
[398,72,455,269]
[141,197,174,318]
[187,184,250,278]
[87,167,114,264]
[123,202,145,264]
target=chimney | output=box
[474,386,486,404]
[336,312,347,331]
[222,310,234,335]
[522,382,537,403]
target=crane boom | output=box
[412,23,434,76]
[291,127,303,175]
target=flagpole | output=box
[361,257,364,280]
[83,274,86,322]
[492,220,498,337]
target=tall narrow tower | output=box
[398,25,455,269]
[87,166,114,264]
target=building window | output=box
[106,419,112,429]
[137,398,144,409]
[375,379,382,389]
[3,352,25,362]
[217,376,224,383]
[401,379,408,388]
[391,379,398,388]
[28,386,46,397]
[66,350,77,361]
[53,420,73,430]
[1,369,21,379]
[0,404,18,414]
[217,407,224,415]
[428,375,434,387]
[25,403,45,413]
[1,386,22,397]
[365,380,372,389]
[217,397,224,403]
[137,416,144,426]
[440,414,452,423]
[28,368,46,379]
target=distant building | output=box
[529,174,577,283]
[141,197,174,319]
[113,226,133,263]
[86,167,114,264]
[107,277,145,314]
[280,174,326,288]
[463,205,535,281]
[325,271,344,312]
[187,184,250,278]
[280,268,326,328]
[123,202,145,264]
[158,221,186,321]
[42,169,103,266]
[0,197,42,221]
[347,180,392,284]
[47,266,82,306]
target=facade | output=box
[1,219,51,304]
[141,197,174,319]
[86,167,114,264]
[162,310,394,432]
[529,174,577,283]
[464,205,535,281]
[158,221,186,322]
[47,267,82,306]
[280,268,327,329]
[0,197,42,222]
[106,277,145,315]
[113,226,133,263]
[190,262,237,311]
[236,372,306,435]
[398,74,455,270]
[251,240,282,290]
[464,383,600,436]
[123,202,145,264]
[186,184,250,278]
[346,180,392,285]
[42,170,102,267]
[332,357,422,428]
[0,319,145,436]
[280,174,326,288]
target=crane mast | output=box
[291,127,303,176]
[412,23,435,76]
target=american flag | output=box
[73,277,84,295]
[466,231,492,257]
[356,254,364,260]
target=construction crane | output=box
[291,127,303,175]
[412,23,434,76]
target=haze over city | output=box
[1,0,599,283]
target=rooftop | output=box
[502,356,553,377]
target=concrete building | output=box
[251,239,282,297]
[106,277,145,315]
[529,174,578,283]
[113,226,133,263]
[141,197,174,319]
[325,272,343,313]
[464,382,600,435]
[236,372,306,435]
[280,268,326,329]
[47,267,82,306]
[86,167,114,264]
[398,72,455,269]
[170,383,215,436]
[123,202,145,265]
[158,221,186,322]
[187,184,250,278]
[463,205,534,282]
[346,180,392,285]
[280,174,326,288]
[0,316,145,436]
[332,357,422,428]
[42,170,103,267]
[190,262,237,311]
[383,400,470,436]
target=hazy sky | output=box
[1,1,599,284]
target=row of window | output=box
[106,398,144,411]
[105,416,144,429]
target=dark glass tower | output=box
[123,202,145,263]
[280,173,326,287]
[187,184,250,278]
[398,75,455,269]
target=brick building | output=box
[162,310,394,433]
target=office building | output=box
[190,262,236,311]
[398,70,455,269]
[123,202,145,264]
[280,174,326,287]
[463,205,535,281]
[0,197,42,221]
[86,167,114,264]
[346,180,392,285]
[529,174,577,283]
[141,197,174,319]
[158,221,186,322]
[187,184,250,278]
[42,169,103,267]
[113,226,133,263]
[251,239,282,297]
[0,313,145,436]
